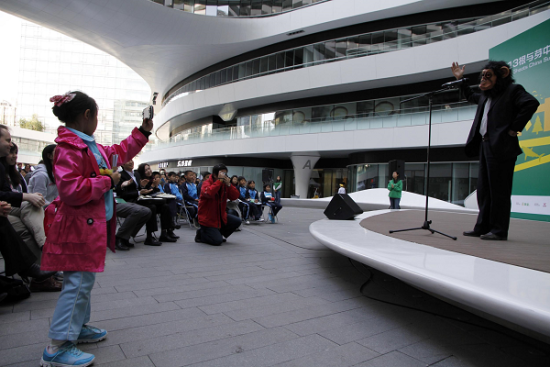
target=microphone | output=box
[442,78,469,88]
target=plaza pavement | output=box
[1,207,549,367]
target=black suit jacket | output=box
[0,163,23,207]
[462,83,539,159]
[115,170,140,203]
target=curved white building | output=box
[2,0,549,201]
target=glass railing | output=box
[162,0,550,106]
[149,101,477,150]
[151,0,329,18]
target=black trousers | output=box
[198,214,241,246]
[0,218,37,276]
[474,140,516,238]
[138,201,173,232]
[266,202,283,216]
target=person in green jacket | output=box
[388,171,402,209]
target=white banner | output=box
[511,195,550,215]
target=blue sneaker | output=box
[40,341,95,367]
[77,325,107,344]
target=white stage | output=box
[310,209,550,344]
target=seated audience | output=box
[115,160,171,245]
[0,125,58,289]
[28,144,59,208]
[195,164,240,246]
[261,184,283,223]
[237,176,254,224]
[246,180,264,222]
[181,170,199,227]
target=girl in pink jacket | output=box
[40,91,152,367]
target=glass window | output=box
[240,0,251,15]
[292,0,303,8]
[206,0,218,16]
[228,0,240,16]
[275,52,285,69]
[324,41,336,59]
[252,58,260,75]
[238,63,247,79]
[384,29,398,51]
[251,0,262,16]
[282,0,292,11]
[195,0,206,14]
[335,39,347,58]
[232,65,239,80]
[174,0,184,9]
[245,61,253,77]
[259,56,268,73]
[313,43,326,63]
[272,0,282,13]
[293,47,303,66]
[262,0,272,14]
[217,4,229,16]
[303,45,314,65]
[220,69,227,84]
[268,54,277,71]
[285,50,294,68]
[397,28,412,48]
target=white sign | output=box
[158,162,168,168]
[511,195,550,216]
[177,160,193,167]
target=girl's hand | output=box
[23,193,46,208]
[142,118,153,132]
[140,179,150,187]
[111,171,121,186]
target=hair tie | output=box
[50,93,76,107]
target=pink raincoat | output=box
[41,126,148,272]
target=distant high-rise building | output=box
[16,21,151,145]
[0,100,17,126]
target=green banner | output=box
[490,19,550,222]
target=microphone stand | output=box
[389,87,457,240]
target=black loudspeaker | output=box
[262,169,274,183]
[388,159,405,180]
[324,194,364,220]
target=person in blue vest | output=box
[246,180,265,222]
[181,170,200,228]
[261,184,282,223]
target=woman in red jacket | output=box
[195,163,240,246]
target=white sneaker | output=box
[256,218,265,222]
[244,220,250,225]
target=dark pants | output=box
[198,214,241,246]
[248,203,262,220]
[275,190,281,204]
[0,218,37,276]
[389,198,401,209]
[238,202,250,220]
[138,201,173,232]
[474,140,516,238]
[185,201,198,219]
[116,202,151,240]
[266,202,283,216]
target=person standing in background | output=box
[388,171,402,209]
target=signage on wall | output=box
[158,162,169,168]
[177,160,193,167]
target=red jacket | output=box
[41,126,148,272]
[198,175,239,228]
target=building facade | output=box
[2,0,548,202]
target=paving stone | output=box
[149,327,299,367]
[272,342,380,367]
[120,319,265,358]
[187,334,338,367]
[355,350,427,367]
[0,208,547,367]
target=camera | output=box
[142,105,154,120]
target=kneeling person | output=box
[195,164,240,246]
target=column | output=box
[291,153,320,199]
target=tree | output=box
[19,114,45,132]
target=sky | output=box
[0,11,21,104]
